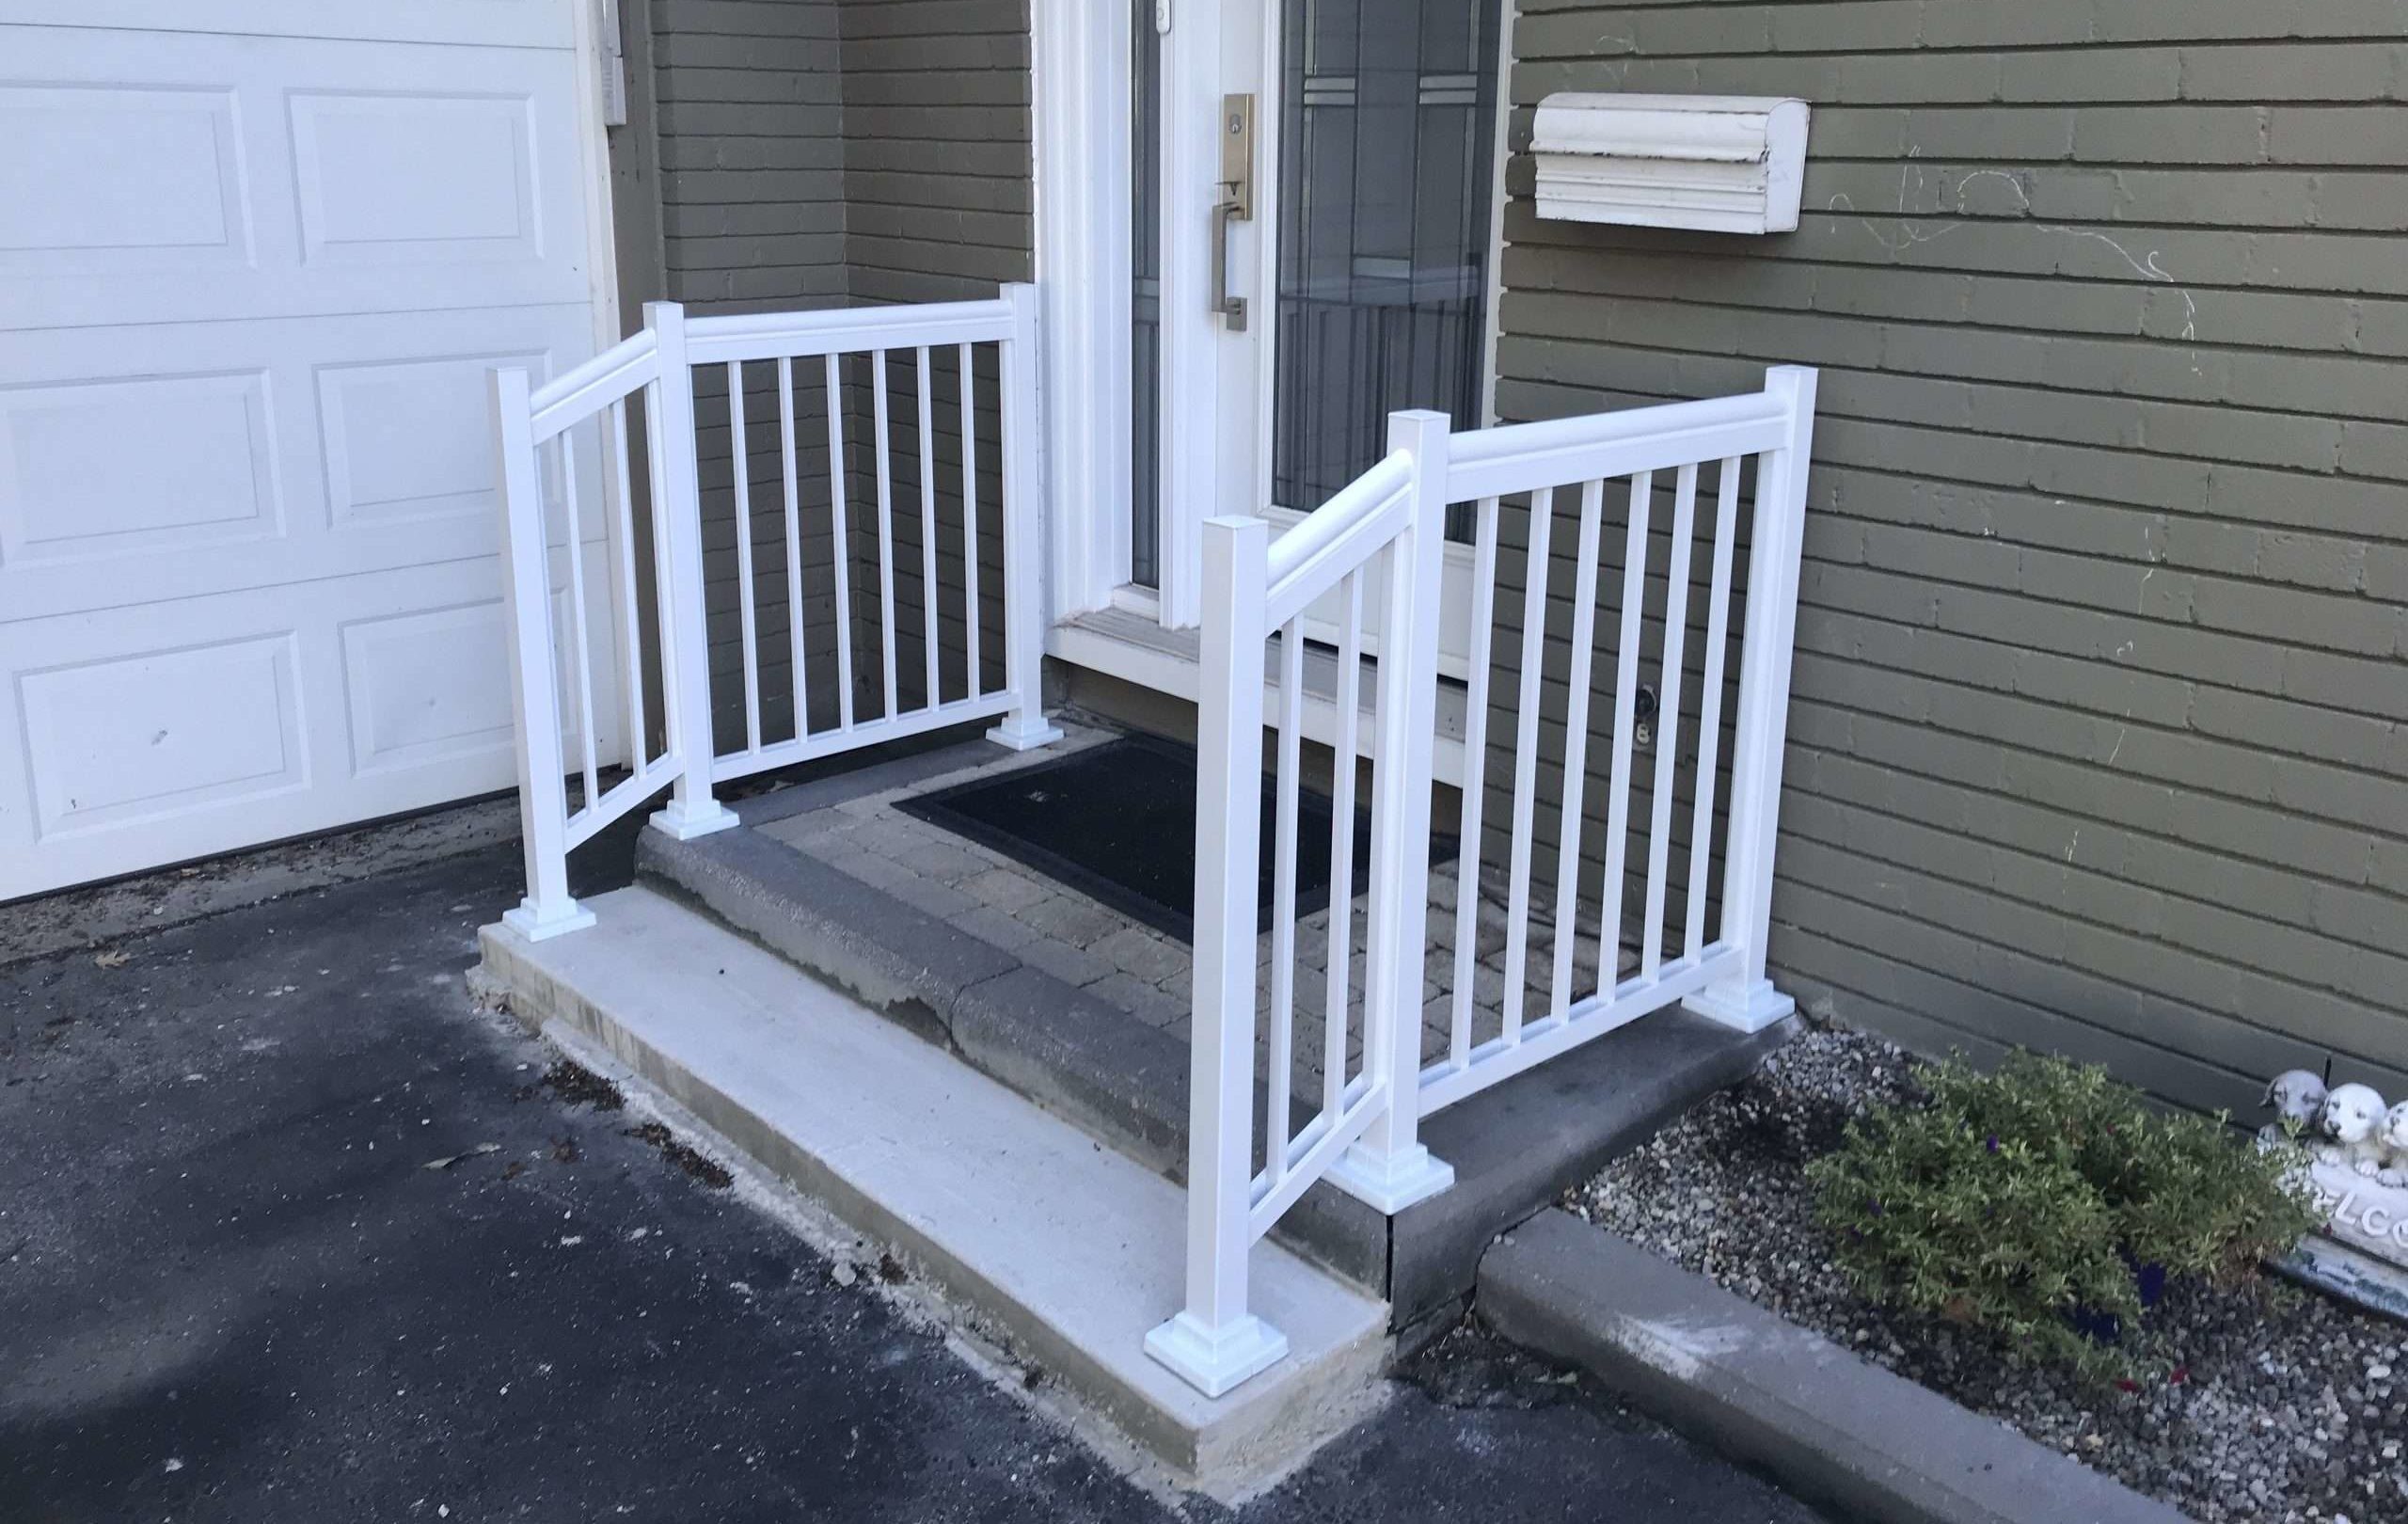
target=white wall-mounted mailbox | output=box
[1531,94,1810,234]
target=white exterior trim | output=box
[1478,0,1517,427]
[1031,0,1135,622]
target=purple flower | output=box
[1986,1134,2000,1153]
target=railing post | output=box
[1327,410,1457,1212]
[642,300,740,841]
[986,282,1065,751]
[1146,514,1287,1399]
[1685,364,1816,1032]
[492,367,596,940]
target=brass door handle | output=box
[1211,198,1247,332]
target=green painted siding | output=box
[1492,0,2408,1116]
[640,0,1031,746]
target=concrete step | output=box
[480,886,1388,1493]
[635,748,1798,1332]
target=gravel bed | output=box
[1564,1023,2408,1524]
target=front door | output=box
[1131,0,1503,661]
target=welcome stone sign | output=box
[2307,1157,2408,1271]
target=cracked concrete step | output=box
[480,886,1388,1493]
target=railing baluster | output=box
[1450,495,1498,1071]
[1266,618,1304,1185]
[609,397,646,769]
[959,341,982,697]
[556,429,603,814]
[1687,458,1742,958]
[1599,470,1655,975]
[1500,487,1555,1045]
[872,349,899,720]
[824,352,856,731]
[779,357,809,740]
[728,361,762,754]
[1645,463,1699,976]
[917,346,940,709]
[1323,568,1364,1119]
[1547,478,1606,1014]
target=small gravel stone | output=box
[1562,1024,2408,1524]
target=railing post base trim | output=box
[1681,977,1796,1034]
[647,798,742,842]
[1144,1310,1290,1399]
[1325,1141,1455,1215]
[502,897,598,943]
[985,713,1065,752]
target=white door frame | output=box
[1032,0,1136,627]
[1031,0,1273,633]
[573,0,626,360]
[1032,0,1503,662]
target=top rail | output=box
[1262,452,1414,627]
[529,329,660,444]
[684,296,1017,366]
[1445,390,1786,502]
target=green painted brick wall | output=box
[1492,0,2408,1117]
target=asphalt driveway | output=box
[0,836,1823,1523]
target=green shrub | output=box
[1806,1050,2321,1379]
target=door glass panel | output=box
[1273,0,1500,512]
[1131,0,1164,588]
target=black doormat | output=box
[895,734,1452,945]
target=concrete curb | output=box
[1479,1210,2194,1524]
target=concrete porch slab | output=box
[480,885,1389,1493]
[636,726,1798,1329]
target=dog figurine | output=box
[2259,1068,2328,1145]
[2318,1083,2390,1175]
[2377,1102,2408,1188]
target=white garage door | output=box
[0,3,619,899]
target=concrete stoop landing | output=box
[634,732,1797,1322]
[482,889,1386,1493]
[477,727,1794,1489]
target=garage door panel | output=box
[18,630,309,842]
[341,575,616,783]
[0,1,578,49]
[0,546,622,898]
[341,601,520,779]
[318,346,551,530]
[290,88,545,269]
[0,367,281,564]
[0,304,601,622]
[0,82,249,279]
[1,27,590,332]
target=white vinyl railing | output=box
[489,286,1055,941]
[1144,410,1455,1398]
[1150,368,1817,1398]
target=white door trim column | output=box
[1031,0,1136,625]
